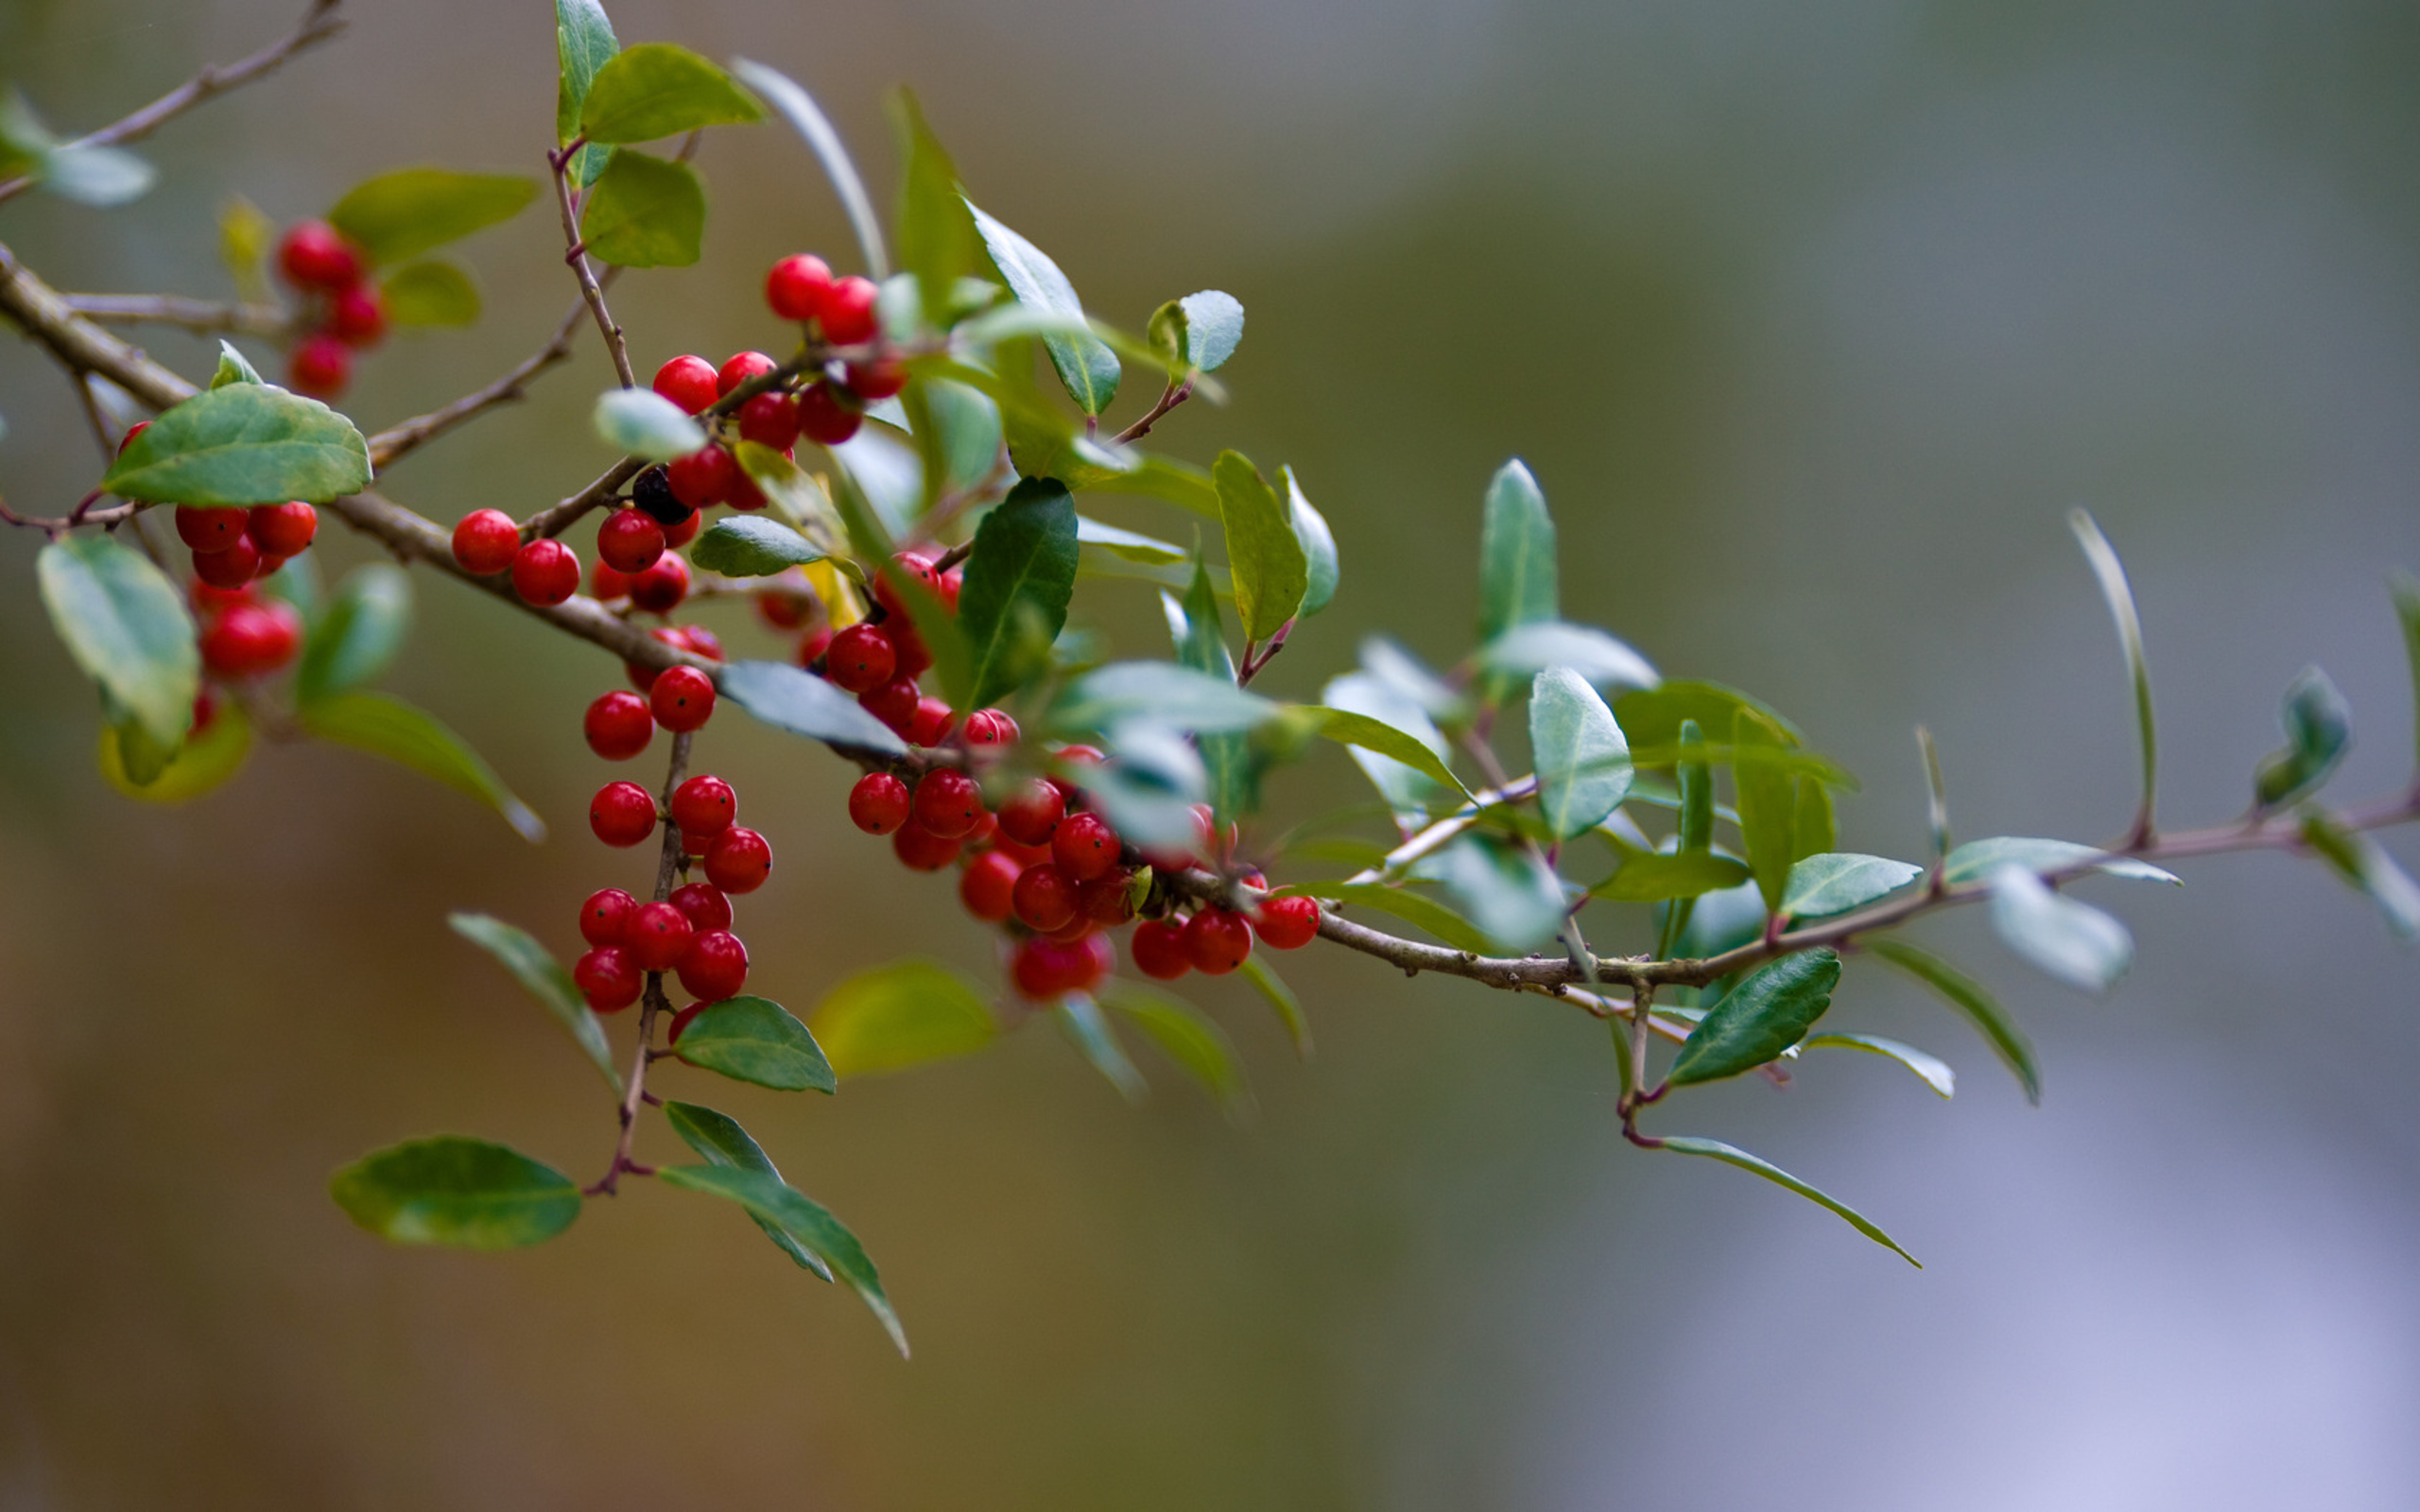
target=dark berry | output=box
[276,220,362,290]
[911,769,984,838]
[859,676,921,736]
[1052,812,1121,882]
[766,253,833,322]
[192,534,263,590]
[796,381,861,444]
[199,600,300,678]
[597,507,665,573]
[628,553,690,614]
[327,284,386,347]
[1011,863,1079,932]
[959,850,1021,922]
[511,540,580,605]
[717,350,779,398]
[844,355,908,400]
[1254,894,1321,950]
[963,709,1018,747]
[287,334,352,399]
[246,502,317,558]
[704,826,771,893]
[1131,919,1191,980]
[631,464,691,526]
[892,821,961,871]
[677,929,749,1001]
[579,887,637,947]
[176,505,248,554]
[574,946,643,1011]
[584,689,654,760]
[1184,908,1253,975]
[670,882,733,934]
[649,664,716,731]
[738,390,802,452]
[625,901,696,973]
[666,445,735,511]
[653,354,720,415]
[669,774,736,835]
[825,624,896,693]
[820,275,880,345]
[589,781,658,847]
[452,509,519,574]
[849,772,911,834]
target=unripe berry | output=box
[1130,919,1191,980]
[628,553,690,614]
[592,559,633,600]
[625,901,697,972]
[859,676,921,737]
[583,689,654,760]
[1254,894,1322,950]
[848,772,911,834]
[589,780,658,847]
[669,882,733,934]
[451,508,519,574]
[844,354,908,400]
[1052,812,1121,882]
[1011,934,1111,1002]
[287,333,352,398]
[574,946,644,1011]
[892,821,961,871]
[1184,908,1253,975]
[1011,863,1079,932]
[199,600,300,678]
[995,779,1065,848]
[327,284,387,347]
[963,709,1018,747]
[737,390,802,452]
[670,774,736,836]
[677,929,750,1001]
[825,624,896,693]
[765,253,833,322]
[820,275,881,345]
[908,697,955,747]
[959,849,1022,921]
[704,826,771,893]
[596,507,665,573]
[192,533,263,590]
[649,664,716,731]
[1078,869,1136,926]
[276,220,362,290]
[717,350,779,398]
[652,354,719,415]
[666,444,735,511]
[579,887,637,947]
[244,502,318,558]
[911,768,984,838]
[176,505,248,554]
[511,539,579,605]
[796,381,861,444]
[631,464,691,525]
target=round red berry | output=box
[796,625,834,671]
[848,772,911,834]
[796,381,861,445]
[766,253,833,322]
[704,826,771,893]
[192,534,263,590]
[596,507,665,573]
[995,780,1064,848]
[287,334,352,398]
[820,275,880,345]
[649,664,716,731]
[191,579,256,613]
[199,600,300,678]
[1052,812,1121,882]
[825,624,896,693]
[903,696,950,747]
[858,676,921,737]
[583,689,654,760]
[939,567,963,611]
[737,390,802,452]
[963,709,1019,747]
[589,780,658,847]
[873,553,939,617]
[912,769,984,838]
[666,444,735,511]
[623,900,696,973]
[628,553,690,614]
[959,850,1022,921]
[245,502,318,558]
[669,882,733,933]
[176,505,248,554]
[1184,908,1253,975]
[674,624,724,662]
[670,774,736,835]
[677,929,750,1001]
[664,507,701,546]
[1011,934,1111,1002]
[1130,919,1192,980]
[652,355,719,415]
[451,508,519,575]
[892,821,961,871]
[593,559,634,600]
[755,592,808,630]
[579,887,637,947]
[1078,869,1136,926]
[276,220,362,290]
[1011,863,1079,932]
[327,284,386,347]
[668,1001,708,1044]
[574,946,644,1012]
[890,620,934,679]
[511,539,580,605]
[1254,894,1321,950]
[717,350,778,398]
[844,355,908,400]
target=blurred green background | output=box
[4,0,2420,1506]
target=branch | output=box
[367,292,596,471]
[1113,375,1193,445]
[547,140,636,389]
[60,294,289,336]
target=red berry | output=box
[724,469,769,512]
[756,592,809,630]
[797,625,835,670]
[652,354,719,415]
[1011,934,1111,1002]
[1078,869,1136,926]
[199,600,300,677]
[963,709,1019,747]
[717,350,779,398]
[677,930,750,1002]
[666,444,736,510]
[825,624,896,693]
[511,539,580,605]
[176,505,248,554]
[574,946,644,1012]
[583,689,654,760]
[939,567,962,611]
[704,826,771,893]
[276,220,362,290]
[1011,863,1079,932]
[245,502,318,558]
[766,253,833,322]
[890,619,934,679]
[670,882,734,933]
[668,1002,708,1044]
[649,664,716,731]
[1254,894,1322,950]
[192,534,263,590]
[191,578,256,613]
[1131,919,1192,980]
[664,507,701,547]
[892,821,961,871]
[820,275,880,345]
[1184,908,1253,975]
[579,887,637,948]
[995,779,1065,848]
[679,830,717,859]
[673,624,724,662]
[287,334,352,399]
[796,381,861,444]
[1048,744,1105,805]
[959,850,1022,921]
[848,772,911,834]
[912,768,984,839]
[628,553,690,614]
[990,838,1054,874]
[623,900,696,973]
[737,390,802,452]
[670,774,736,836]
[1052,812,1121,882]
[327,284,386,347]
[593,559,634,600]
[844,355,908,400]
[908,696,955,747]
[452,508,519,574]
[873,552,939,617]
[114,420,149,456]
[596,507,665,573]
[589,780,658,847]
[859,676,922,736]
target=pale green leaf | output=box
[330,1136,580,1250]
[446,912,619,1093]
[299,691,544,841]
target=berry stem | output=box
[587,729,693,1198]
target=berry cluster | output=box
[124,421,318,682]
[273,220,386,400]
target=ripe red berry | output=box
[192,533,263,590]
[1052,812,1121,882]
[621,900,696,973]
[796,625,834,670]
[242,503,317,559]
[191,579,256,614]
[652,354,719,415]
[890,620,934,679]
[704,826,771,893]
[276,220,362,290]
[892,821,961,871]
[672,624,723,662]
[664,507,701,547]
[939,567,963,611]
[668,1001,708,1044]
[766,253,833,322]
[511,539,579,605]
[593,559,633,600]
[199,600,300,678]
[628,553,690,614]
[717,350,779,398]
[1184,908,1253,975]
[796,381,862,444]
[451,508,519,574]
[677,929,750,1001]
[848,772,911,834]
[858,676,921,736]
[820,275,880,345]
[327,284,387,347]
[911,768,984,838]
[287,333,352,398]
[1254,894,1322,950]
[844,354,908,400]
[959,850,1022,921]
[574,946,644,1012]
[1130,919,1192,980]
[756,592,809,630]
[666,444,736,511]
[579,887,637,947]
[1011,934,1112,1002]
[908,696,955,747]
[589,780,658,847]
[670,882,733,934]
[679,830,717,860]
[737,390,802,452]
[1078,869,1136,926]
[596,507,665,573]
[825,624,896,693]
[176,505,248,554]
[963,709,1019,747]
[670,774,736,835]
[583,689,654,760]
[995,779,1065,848]
[873,552,940,617]
[649,664,716,731]
[1011,863,1079,932]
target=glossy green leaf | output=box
[1987,865,2132,994]
[327,168,537,266]
[1149,288,1246,373]
[1236,954,1312,1057]
[673,996,835,1092]
[2392,570,2420,768]
[330,1136,580,1250]
[2253,664,2352,811]
[1676,720,1714,854]
[299,691,544,841]
[904,376,1001,500]
[1530,667,1632,840]
[1865,937,2040,1105]
[1099,980,1253,1121]
[99,696,249,803]
[579,43,762,144]
[1050,661,1277,736]
[1282,466,1339,618]
[661,1101,832,1279]
[966,199,1119,413]
[1277,881,1498,956]
[1596,849,1749,903]
[297,563,409,705]
[42,143,155,206]
[1792,777,1836,862]
[1080,516,1184,563]
[446,912,619,1093]
[1308,704,1468,802]
[1614,679,1805,756]
[579,149,703,267]
[889,90,977,326]
[1478,620,1658,693]
[381,259,481,327]
[689,516,823,576]
[103,383,370,506]
[1321,671,1452,820]
[959,477,1079,708]
[1799,1034,1954,1098]
[1214,451,1308,644]
[1431,833,1569,953]
[656,1165,908,1356]
[1668,948,1841,1086]
[1655,1135,1918,1266]
[1477,459,1556,642]
[555,0,617,185]
[1942,837,2179,888]
[37,535,197,750]
[1734,707,1798,912]
[721,658,907,756]
[731,439,832,525]
[731,60,886,279]
[211,339,262,388]
[809,959,997,1078]
[1779,852,1922,919]
[2299,809,2420,942]
[1621,740,1858,791]
[1166,562,1253,823]
[2069,510,2158,830]
[1673,879,1774,960]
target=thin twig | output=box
[368,290,596,470]
[61,294,288,336]
[548,139,636,389]
[1112,374,1194,445]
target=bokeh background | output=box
[4,0,2419,1505]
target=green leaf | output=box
[808,959,997,1078]
[1594,849,1749,903]
[2392,570,2420,770]
[1478,460,1557,643]
[720,658,908,757]
[445,912,619,1093]
[1654,1135,1918,1267]
[1864,937,2040,1106]
[672,996,836,1092]
[103,383,371,506]
[1277,466,1339,620]
[579,149,704,267]
[211,340,263,387]
[1083,722,1210,848]
[1668,948,1841,1085]
[99,696,250,803]
[1099,980,1253,1121]
[1986,865,2132,994]
[555,0,618,185]
[1734,707,1801,913]
[1214,451,1308,644]
[656,1165,908,1356]
[1321,671,1451,820]
[1079,516,1184,563]
[326,168,537,266]
[1308,705,1469,802]
[36,536,197,750]
[1941,837,2179,888]
[689,516,823,576]
[1431,833,1569,953]
[889,90,977,328]
[296,563,409,705]
[42,142,155,207]
[330,1136,580,1250]
[661,1102,832,1280]
[1530,667,1632,840]
[298,691,544,841]
[1478,620,1657,694]
[965,199,1119,413]
[2068,510,2158,830]
[1799,1034,1955,1099]
[904,376,1001,501]
[1180,290,1244,370]
[1050,661,1278,736]
[1778,852,1923,919]
[1056,995,1147,1099]
[1792,777,1837,863]
[2299,809,2420,942]
[731,60,887,280]
[578,43,763,143]
[381,259,481,327]
[1614,679,1804,757]
[1236,954,1312,1057]
[958,477,1079,707]
[2253,664,2352,811]
[1165,562,1253,823]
